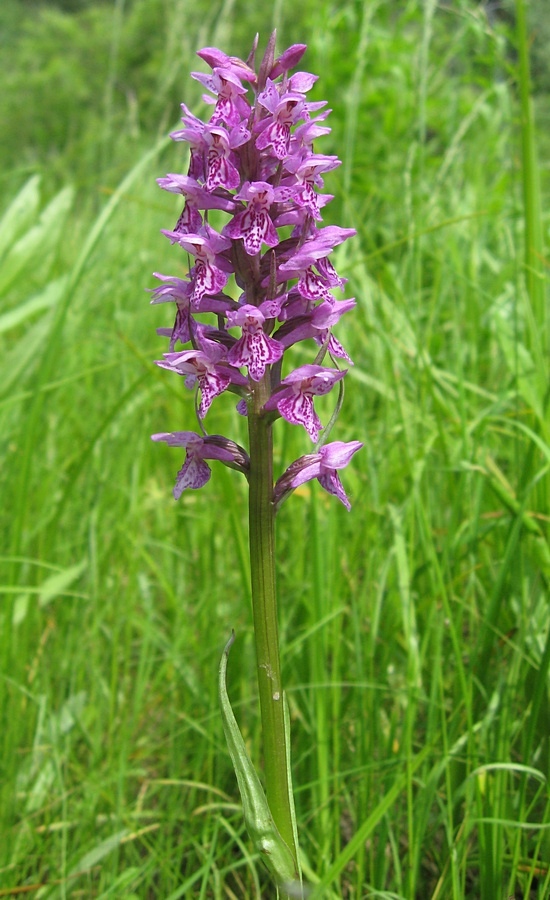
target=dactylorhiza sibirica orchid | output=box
[150,33,362,896]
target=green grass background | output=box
[1,0,549,896]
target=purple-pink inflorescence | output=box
[151,35,362,509]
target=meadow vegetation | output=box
[0,0,549,896]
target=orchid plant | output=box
[150,33,362,896]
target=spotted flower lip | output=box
[203,129,238,191]
[226,303,284,381]
[224,182,292,255]
[273,440,363,510]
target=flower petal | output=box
[278,391,322,441]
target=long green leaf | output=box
[218,632,300,895]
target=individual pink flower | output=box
[284,155,341,220]
[255,73,324,160]
[276,297,355,364]
[279,226,355,297]
[170,103,211,181]
[289,112,331,155]
[263,364,346,441]
[149,272,232,350]
[227,302,284,381]
[152,431,249,498]
[273,440,363,510]
[156,344,246,418]
[256,81,307,160]
[156,174,237,234]
[224,182,291,255]
[192,66,251,126]
[161,228,232,304]
[203,124,250,191]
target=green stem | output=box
[247,372,298,869]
